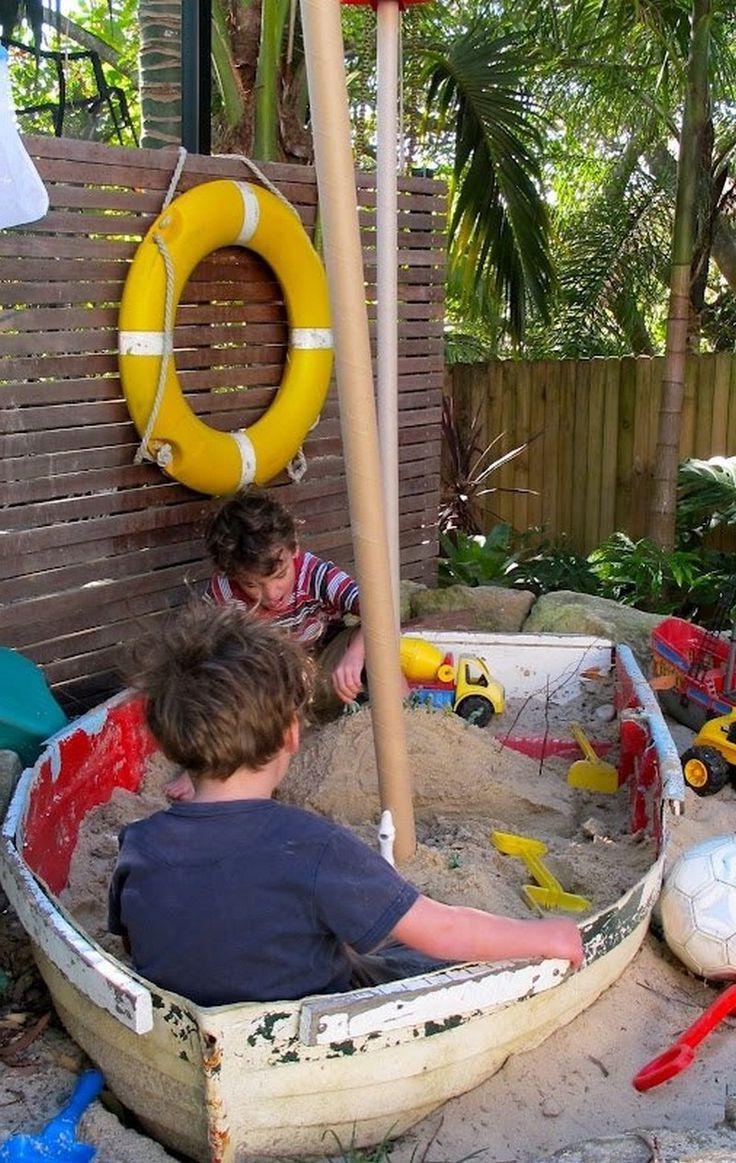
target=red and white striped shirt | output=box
[206,551,360,647]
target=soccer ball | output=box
[660,834,736,979]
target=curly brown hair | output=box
[129,603,314,779]
[205,488,298,577]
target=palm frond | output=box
[422,26,554,341]
[678,456,736,533]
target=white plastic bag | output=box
[0,44,49,229]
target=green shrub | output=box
[506,538,597,596]
[677,456,736,543]
[438,524,526,587]
[438,520,735,622]
[587,532,728,615]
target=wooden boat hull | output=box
[0,634,683,1162]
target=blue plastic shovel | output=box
[0,1070,104,1161]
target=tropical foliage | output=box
[439,522,733,619]
[677,454,736,547]
[5,0,736,358]
[439,396,534,535]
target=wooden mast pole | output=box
[300,0,416,861]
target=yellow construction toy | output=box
[680,707,736,796]
[400,636,505,728]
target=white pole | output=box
[300,0,416,862]
[376,0,401,627]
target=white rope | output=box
[213,152,300,218]
[286,447,308,483]
[133,232,176,466]
[162,146,188,209]
[133,148,187,465]
[286,411,322,482]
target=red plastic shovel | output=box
[633,981,736,1091]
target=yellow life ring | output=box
[118,179,333,495]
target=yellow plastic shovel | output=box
[567,721,619,793]
[491,830,591,913]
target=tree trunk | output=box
[647,141,736,295]
[648,0,712,549]
[139,0,181,148]
[212,0,245,137]
[253,0,289,159]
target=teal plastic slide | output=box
[0,648,69,766]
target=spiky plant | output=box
[440,395,536,536]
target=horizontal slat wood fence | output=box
[0,136,446,711]
[448,354,736,553]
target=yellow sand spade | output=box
[491,830,591,913]
[567,721,619,793]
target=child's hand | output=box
[332,631,366,703]
[541,919,584,969]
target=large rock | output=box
[523,590,664,669]
[408,583,536,633]
[399,578,426,623]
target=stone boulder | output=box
[408,583,536,633]
[523,590,664,670]
[399,578,426,623]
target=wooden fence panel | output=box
[447,354,736,555]
[0,136,446,711]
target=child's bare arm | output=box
[390,894,584,968]
[332,629,366,702]
[331,630,411,703]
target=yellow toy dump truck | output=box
[680,708,736,796]
[399,636,505,728]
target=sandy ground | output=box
[2,714,736,1161]
[389,720,736,1163]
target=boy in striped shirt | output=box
[165,488,394,802]
[204,488,366,714]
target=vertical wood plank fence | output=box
[0,137,446,711]
[447,354,736,552]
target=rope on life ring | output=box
[118,178,333,496]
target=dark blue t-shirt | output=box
[108,799,419,1006]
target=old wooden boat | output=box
[0,632,683,1163]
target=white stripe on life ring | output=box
[235,183,260,244]
[119,330,171,356]
[231,429,257,488]
[291,328,333,350]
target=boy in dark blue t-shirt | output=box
[109,604,583,1005]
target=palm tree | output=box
[211,5,554,344]
[650,0,714,548]
[138,0,182,148]
[420,24,554,343]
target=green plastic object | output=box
[0,648,68,767]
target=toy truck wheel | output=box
[681,746,731,797]
[455,695,493,729]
